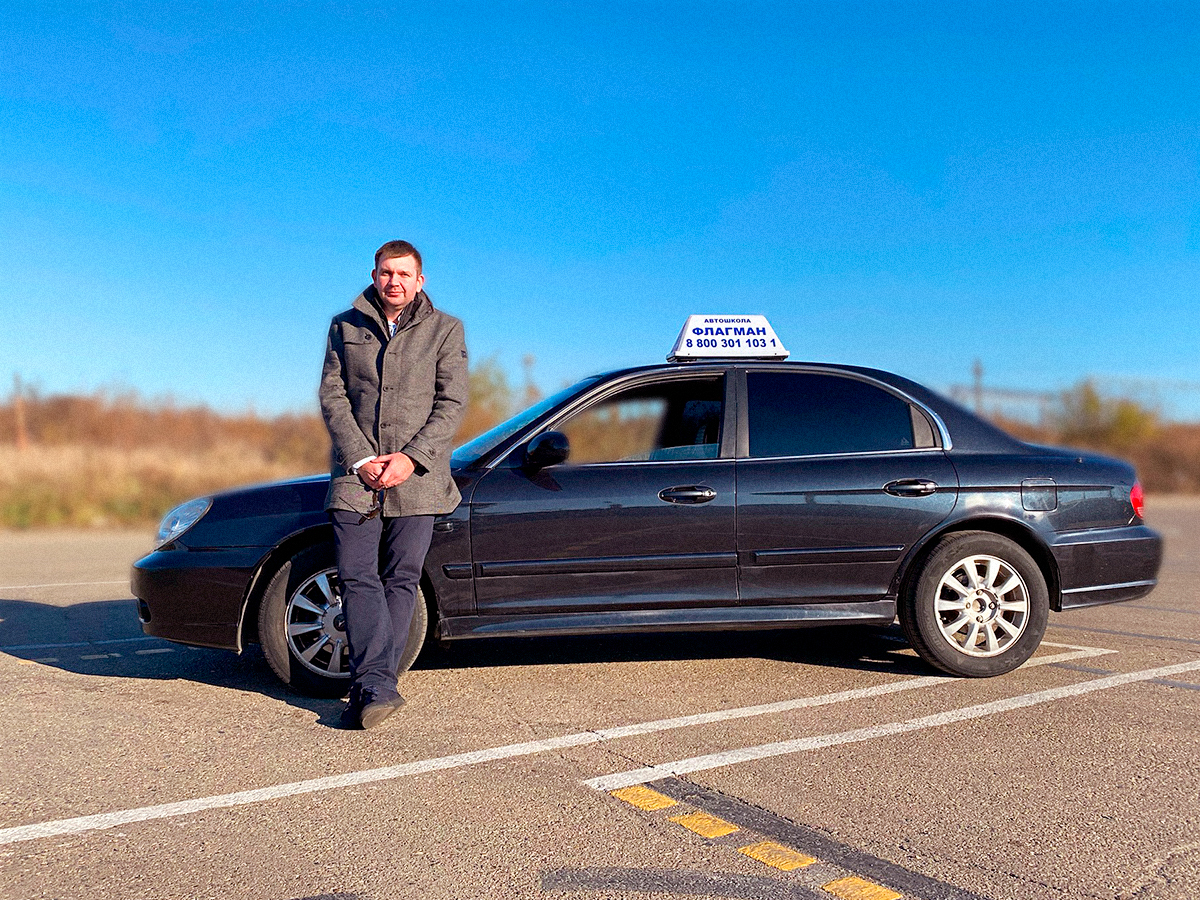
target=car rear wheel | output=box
[899,531,1048,677]
[258,544,429,698]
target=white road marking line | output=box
[1039,640,1104,651]
[0,644,1109,847]
[134,648,175,655]
[4,637,156,652]
[562,644,1106,740]
[584,658,1200,791]
[0,580,129,590]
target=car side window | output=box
[747,371,915,458]
[557,377,725,464]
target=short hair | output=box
[374,240,423,273]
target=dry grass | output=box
[2,372,1196,529]
[1,360,522,529]
[0,389,335,528]
[0,444,320,529]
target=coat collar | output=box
[352,285,433,335]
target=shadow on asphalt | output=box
[0,595,932,718]
[412,625,929,677]
[0,596,342,719]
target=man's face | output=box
[371,254,424,317]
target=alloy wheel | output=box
[285,567,351,678]
[933,554,1030,657]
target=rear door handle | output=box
[658,485,717,504]
[884,479,939,497]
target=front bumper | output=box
[131,545,270,650]
[1049,523,1163,609]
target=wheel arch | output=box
[418,569,441,639]
[235,523,445,651]
[236,524,334,652]
[894,516,1062,612]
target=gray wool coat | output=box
[319,287,468,517]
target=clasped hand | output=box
[357,453,415,490]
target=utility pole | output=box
[972,359,984,415]
[13,373,29,451]
[521,354,540,407]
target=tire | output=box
[258,544,430,698]
[899,531,1048,677]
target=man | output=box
[319,240,467,729]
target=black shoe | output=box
[360,693,406,730]
[339,685,366,730]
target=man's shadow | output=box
[1,595,932,725]
[0,596,344,720]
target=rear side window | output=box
[747,371,916,458]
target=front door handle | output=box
[658,485,717,504]
[884,479,939,497]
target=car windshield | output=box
[451,376,601,467]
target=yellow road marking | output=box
[738,840,816,871]
[823,875,902,900]
[669,810,739,838]
[609,786,677,811]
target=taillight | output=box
[1130,482,1145,519]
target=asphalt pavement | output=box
[1,499,1197,900]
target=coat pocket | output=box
[325,474,376,515]
[342,332,381,387]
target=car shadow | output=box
[414,624,930,677]
[0,595,932,720]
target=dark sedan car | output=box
[133,354,1162,696]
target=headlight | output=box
[155,497,212,548]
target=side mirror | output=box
[525,431,569,469]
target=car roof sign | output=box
[668,314,789,362]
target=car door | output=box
[469,370,738,615]
[736,368,958,605]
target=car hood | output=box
[179,468,479,550]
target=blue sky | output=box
[1,2,1197,418]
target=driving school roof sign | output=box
[668,315,789,362]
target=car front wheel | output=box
[258,544,429,697]
[900,531,1048,677]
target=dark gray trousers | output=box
[330,510,434,700]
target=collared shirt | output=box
[385,292,424,338]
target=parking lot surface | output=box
[2,499,1198,900]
